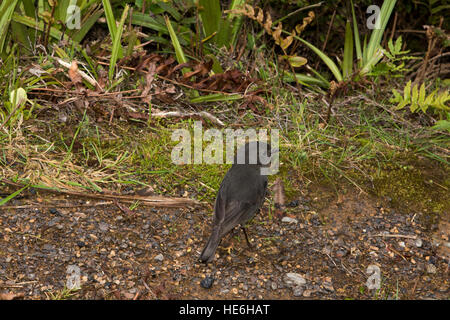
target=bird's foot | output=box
[223,244,234,255]
[241,227,254,249]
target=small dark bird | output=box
[199,141,275,263]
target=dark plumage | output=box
[199,141,274,263]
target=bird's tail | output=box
[199,227,221,263]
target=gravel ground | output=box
[0,187,448,300]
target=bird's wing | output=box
[218,200,261,238]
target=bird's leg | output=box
[221,229,237,255]
[241,227,253,249]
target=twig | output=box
[382,239,409,262]
[273,2,324,25]
[151,111,225,127]
[315,9,336,70]
[55,58,101,89]
[372,233,417,240]
[410,275,420,297]
[141,279,156,299]
[1,178,203,208]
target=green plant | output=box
[369,36,418,77]
[280,0,397,87]
[198,0,246,49]
[105,2,129,80]
[391,80,450,114]
[1,0,104,54]
[45,286,80,300]
[416,0,450,25]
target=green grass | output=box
[44,286,80,300]
[0,15,448,211]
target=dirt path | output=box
[0,184,448,300]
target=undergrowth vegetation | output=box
[0,0,448,206]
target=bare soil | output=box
[0,179,448,300]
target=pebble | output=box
[271,282,277,290]
[281,217,298,224]
[335,249,347,258]
[323,281,334,292]
[99,222,109,232]
[303,289,312,297]
[199,276,214,289]
[154,254,164,262]
[426,264,437,274]
[284,273,306,287]
[293,286,304,297]
[77,241,85,248]
[48,217,61,227]
[287,200,299,207]
[43,244,54,251]
[415,238,423,248]
[49,208,61,215]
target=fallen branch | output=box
[0,178,203,208]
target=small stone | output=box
[73,212,87,219]
[293,286,304,297]
[415,239,423,248]
[49,208,61,215]
[77,241,85,248]
[123,292,134,299]
[287,200,299,207]
[323,281,334,292]
[154,254,164,262]
[271,282,277,290]
[284,273,306,287]
[220,288,229,295]
[43,244,54,251]
[99,222,109,232]
[48,217,60,227]
[303,289,312,297]
[398,241,406,248]
[335,249,347,258]
[282,217,298,224]
[426,264,437,274]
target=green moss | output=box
[366,157,449,224]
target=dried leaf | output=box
[256,7,264,24]
[68,61,82,86]
[0,292,24,300]
[272,23,283,45]
[295,11,315,34]
[245,4,255,18]
[280,35,294,50]
[263,14,273,35]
